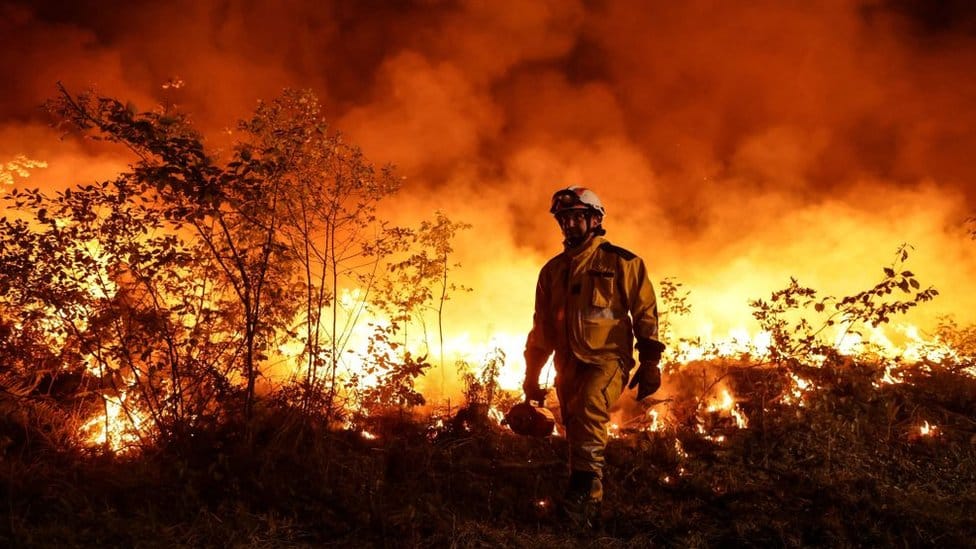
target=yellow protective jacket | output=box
[524,235,662,379]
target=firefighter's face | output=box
[556,210,598,240]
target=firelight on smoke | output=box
[4,1,976,452]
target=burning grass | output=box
[2,355,975,547]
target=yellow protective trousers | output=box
[555,357,625,498]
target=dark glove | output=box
[628,361,661,401]
[522,378,548,404]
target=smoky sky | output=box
[3,0,976,237]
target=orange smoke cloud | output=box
[4,1,976,394]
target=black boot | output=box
[561,471,601,531]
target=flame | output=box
[672,321,971,369]
[7,4,976,454]
[880,362,906,385]
[706,390,735,413]
[487,406,506,426]
[271,284,554,409]
[919,421,937,437]
[673,327,773,362]
[79,391,148,453]
[704,388,749,429]
[731,407,748,429]
[830,324,964,366]
[782,373,812,406]
[647,409,660,432]
[55,263,976,453]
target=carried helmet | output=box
[549,186,606,218]
[504,400,556,437]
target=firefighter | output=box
[523,185,665,528]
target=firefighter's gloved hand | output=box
[522,379,548,404]
[628,361,661,401]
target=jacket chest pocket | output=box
[589,270,615,309]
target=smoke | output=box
[3,0,976,367]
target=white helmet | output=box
[549,186,606,218]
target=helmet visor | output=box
[550,189,586,213]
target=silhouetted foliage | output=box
[0,87,468,451]
[750,244,939,368]
[461,347,505,409]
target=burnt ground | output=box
[1,361,975,548]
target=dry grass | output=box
[1,358,975,548]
